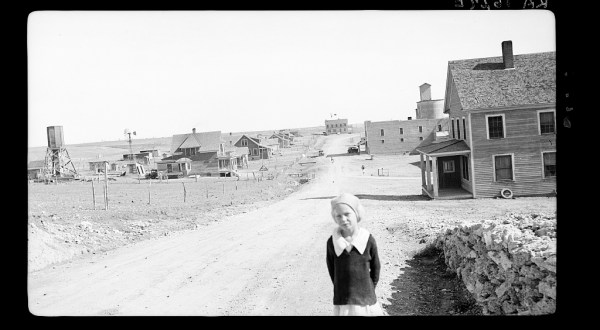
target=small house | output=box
[27,160,45,180]
[156,158,192,178]
[88,160,110,173]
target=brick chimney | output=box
[192,128,196,134]
[502,40,514,69]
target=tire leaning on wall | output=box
[500,188,513,199]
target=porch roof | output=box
[415,139,471,156]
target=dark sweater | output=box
[326,234,380,306]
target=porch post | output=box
[432,156,439,198]
[425,155,431,191]
[420,153,426,189]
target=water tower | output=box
[43,126,78,180]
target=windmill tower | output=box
[124,128,136,163]
[43,126,78,181]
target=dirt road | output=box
[28,134,365,316]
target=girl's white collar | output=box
[331,227,370,256]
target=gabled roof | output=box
[238,135,271,149]
[170,131,222,154]
[415,139,471,156]
[448,51,555,111]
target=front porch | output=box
[416,139,473,200]
[422,186,473,200]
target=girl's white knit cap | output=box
[330,193,365,221]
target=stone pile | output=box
[433,212,556,315]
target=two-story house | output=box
[416,41,556,199]
[234,134,273,160]
[325,118,349,135]
[160,129,247,177]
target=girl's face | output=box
[332,203,358,235]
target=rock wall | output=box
[433,212,556,315]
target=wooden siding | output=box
[365,119,448,155]
[446,79,472,146]
[447,74,465,116]
[460,155,473,193]
[470,107,556,198]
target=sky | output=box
[27,10,555,147]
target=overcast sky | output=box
[27,10,555,147]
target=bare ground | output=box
[27,134,556,316]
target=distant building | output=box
[27,160,45,180]
[122,152,151,165]
[364,84,449,155]
[269,132,291,148]
[325,118,349,135]
[139,149,160,158]
[88,160,110,173]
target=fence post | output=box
[91,179,96,210]
[183,182,187,203]
[104,163,109,210]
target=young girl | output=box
[326,193,385,316]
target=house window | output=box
[443,160,455,173]
[400,128,404,135]
[463,118,467,140]
[419,137,423,141]
[167,164,173,173]
[381,140,385,143]
[418,126,423,133]
[539,111,556,135]
[253,148,258,155]
[241,139,248,147]
[380,129,385,136]
[400,138,404,142]
[451,120,455,139]
[456,119,461,140]
[542,151,556,178]
[461,156,469,180]
[487,115,505,139]
[438,125,442,132]
[493,154,514,181]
